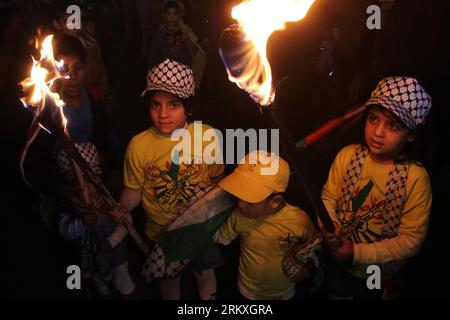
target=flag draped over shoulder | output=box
[142,185,236,281]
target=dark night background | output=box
[2,0,450,300]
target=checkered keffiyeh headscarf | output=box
[364,77,432,130]
[337,145,408,275]
[56,142,104,211]
[141,59,195,99]
[56,142,102,182]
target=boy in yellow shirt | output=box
[116,59,224,299]
[214,151,318,300]
[321,77,433,299]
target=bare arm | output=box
[111,187,142,222]
[118,187,142,213]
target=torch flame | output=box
[20,34,68,133]
[227,0,315,106]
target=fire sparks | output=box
[221,0,315,106]
[19,34,68,133]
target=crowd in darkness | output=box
[2,0,450,300]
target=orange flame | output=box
[229,0,315,106]
[20,34,68,133]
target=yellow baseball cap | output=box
[218,151,290,203]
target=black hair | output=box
[144,90,195,122]
[163,1,181,13]
[53,34,87,64]
[362,104,428,166]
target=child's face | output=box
[163,7,180,27]
[237,195,284,219]
[149,91,187,135]
[364,106,412,162]
[60,54,86,98]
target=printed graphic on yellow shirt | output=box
[340,176,386,244]
[144,159,204,211]
[279,233,302,251]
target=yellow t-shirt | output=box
[214,203,317,299]
[124,122,224,240]
[322,144,432,278]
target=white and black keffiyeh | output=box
[364,77,432,130]
[141,59,195,99]
[336,145,408,275]
[56,142,104,210]
[142,243,190,280]
[56,142,102,182]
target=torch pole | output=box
[262,103,336,233]
[71,158,109,250]
[217,23,339,232]
[61,141,150,255]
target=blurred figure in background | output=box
[51,0,116,113]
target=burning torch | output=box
[219,0,338,232]
[19,34,149,254]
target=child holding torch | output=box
[213,151,318,300]
[320,77,433,299]
[115,59,224,300]
[52,34,136,299]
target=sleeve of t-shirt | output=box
[123,137,144,190]
[321,145,356,223]
[59,208,87,241]
[213,208,241,245]
[353,166,432,265]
